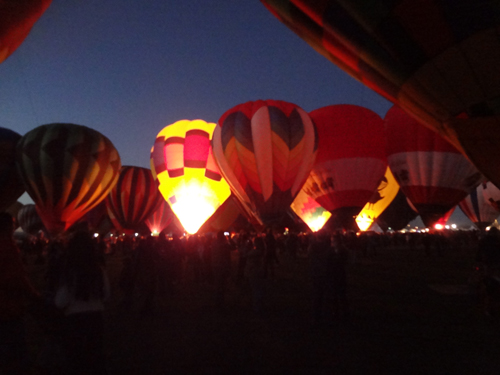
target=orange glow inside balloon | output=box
[291,189,331,232]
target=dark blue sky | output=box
[0,1,473,227]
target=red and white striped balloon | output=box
[386,105,482,227]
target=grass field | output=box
[25,243,500,374]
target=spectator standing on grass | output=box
[308,230,333,327]
[54,230,110,375]
[246,235,266,314]
[212,231,232,310]
[264,228,279,279]
[331,234,350,320]
[0,212,41,375]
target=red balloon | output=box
[0,0,52,63]
[385,105,482,227]
[301,104,387,230]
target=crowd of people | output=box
[1,211,500,374]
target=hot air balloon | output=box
[386,105,482,228]
[0,128,25,212]
[17,204,45,236]
[106,166,163,234]
[151,120,232,234]
[212,100,317,226]
[16,123,121,235]
[376,190,418,232]
[261,0,500,188]
[0,0,52,64]
[459,181,500,230]
[356,167,399,231]
[199,194,262,233]
[290,188,331,232]
[145,199,183,235]
[301,104,387,231]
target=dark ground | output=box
[25,243,500,375]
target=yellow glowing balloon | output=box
[151,120,232,234]
[356,167,399,231]
[290,188,331,232]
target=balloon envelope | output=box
[213,99,317,225]
[16,123,121,235]
[356,167,399,231]
[17,204,45,236]
[385,105,482,227]
[0,0,52,63]
[290,188,331,232]
[0,128,25,212]
[376,190,418,232]
[151,119,232,234]
[261,0,500,188]
[459,181,500,230]
[301,104,387,231]
[145,199,183,235]
[106,166,163,233]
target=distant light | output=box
[94,233,99,238]
[135,233,139,237]
[151,230,159,237]
[486,226,491,231]
[445,225,450,229]
[224,232,229,236]
[434,224,444,230]
[451,224,457,229]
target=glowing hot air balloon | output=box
[106,166,163,234]
[459,181,500,230]
[16,123,121,235]
[151,120,232,234]
[290,188,331,232]
[261,0,500,189]
[145,199,183,236]
[212,100,317,226]
[0,0,52,64]
[0,128,25,212]
[356,167,399,231]
[301,104,387,231]
[385,105,482,228]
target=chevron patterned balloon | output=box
[106,166,163,233]
[16,123,121,235]
[213,99,318,225]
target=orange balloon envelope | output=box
[151,120,232,234]
[385,105,482,227]
[0,0,52,63]
[301,104,387,231]
[261,0,500,189]
[16,123,121,235]
[213,100,318,225]
[106,166,163,233]
[0,128,25,212]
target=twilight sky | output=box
[0,1,473,227]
